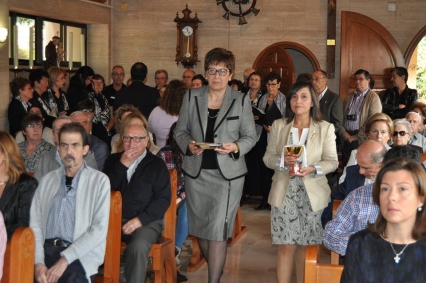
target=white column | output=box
[80,34,85,66]
[13,25,18,68]
[69,32,73,70]
[29,27,34,69]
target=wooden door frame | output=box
[253,41,320,72]
[404,25,426,66]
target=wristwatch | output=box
[233,143,239,154]
[310,164,316,174]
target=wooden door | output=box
[254,46,294,95]
[340,11,405,101]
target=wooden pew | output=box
[94,191,122,283]
[330,200,342,265]
[117,169,178,283]
[187,206,246,272]
[305,245,344,283]
[1,227,35,283]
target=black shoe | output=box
[255,202,270,210]
[177,271,188,282]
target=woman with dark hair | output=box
[157,122,188,282]
[263,81,338,283]
[341,158,426,282]
[148,79,185,148]
[8,77,34,137]
[41,66,69,118]
[228,79,243,92]
[0,131,38,240]
[174,47,256,282]
[15,106,55,145]
[18,114,53,173]
[66,66,95,113]
[191,74,208,89]
[254,71,287,210]
[88,74,114,144]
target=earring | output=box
[418,207,423,212]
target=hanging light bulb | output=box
[222,12,230,20]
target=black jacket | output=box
[103,150,171,226]
[113,81,159,118]
[381,86,418,119]
[0,173,38,240]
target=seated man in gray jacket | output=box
[30,122,110,282]
[34,116,98,181]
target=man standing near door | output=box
[340,69,382,166]
[311,70,343,137]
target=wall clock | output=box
[174,5,202,68]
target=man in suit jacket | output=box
[114,62,159,118]
[312,70,343,136]
[321,140,386,227]
[103,124,171,283]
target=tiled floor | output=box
[178,197,331,283]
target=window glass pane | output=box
[16,16,35,60]
[66,26,82,63]
[43,20,61,61]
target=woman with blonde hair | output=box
[339,112,394,184]
[0,131,38,240]
[113,112,159,154]
[41,66,69,118]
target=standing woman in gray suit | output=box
[174,47,256,283]
[263,81,338,283]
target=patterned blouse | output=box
[18,140,53,173]
[41,88,70,117]
[157,147,186,200]
[87,92,111,129]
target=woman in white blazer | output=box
[263,81,338,283]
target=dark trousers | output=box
[121,219,163,283]
[42,242,89,283]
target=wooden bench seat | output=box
[1,227,35,283]
[305,245,343,283]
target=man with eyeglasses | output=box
[31,122,110,283]
[154,69,168,90]
[104,65,127,108]
[34,116,99,182]
[71,111,109,171]
[103,124,171,283]
[182,69,195,89]
[114,62,160,119]
[406,111,426,152]
[341,69,382,166]
[311,70,343,137]
[321,140,386,227]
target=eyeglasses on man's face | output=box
[207,68,229,77]
[112,73,125,77]
[311,77,326,82]
[122,136,147,143]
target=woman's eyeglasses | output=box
[393,131,408,137]
[207,68,229,77]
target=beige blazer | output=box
[263,118,338,212]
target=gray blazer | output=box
[174,86,256,180]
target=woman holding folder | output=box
[251,72,286,210]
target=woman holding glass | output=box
[174,47,256,283]
[341,158,426,282]
[263,81,338,283]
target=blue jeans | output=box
[175,199,188,248]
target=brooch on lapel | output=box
[309,130,317,139]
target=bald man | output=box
[182,69,195,89]
[321,140,387,226]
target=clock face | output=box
[182,26,193,37]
